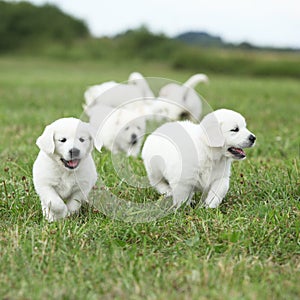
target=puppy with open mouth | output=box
[33,118,102,222]
[142,109,256,208]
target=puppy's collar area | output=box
[228,147,246,159]
[60,158,81,169]
[130,138,138,145]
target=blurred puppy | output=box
[127,71,155,98]
[158,73,209,121]
[86,104,146,157]
[84,72,154,109]
[33,118,102,222]
[142,109,256,208]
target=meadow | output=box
[0,56,299,300]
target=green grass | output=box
[0,57,299,300]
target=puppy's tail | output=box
[184,73,209,88]
[84,88,97,107]
[128,72,144,82]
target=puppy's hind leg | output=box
[154,177,172,196]
[144,155,172,195]
[171,183,194,208]
[146,167,172,196]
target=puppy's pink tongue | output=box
[234,148,245,156]
[67,160,79,168]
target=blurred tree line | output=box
[0,1,175,59]
[0,1,89,52]
[0,1,299,78]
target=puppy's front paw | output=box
[204,197,222,208]
[42,204,68,222]
[66,198,82,215]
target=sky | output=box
[11,0,300,48]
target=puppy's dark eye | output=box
[230,127,239,132]
[125,126,129,131]
[59,138,67,143]
[79,137,85,143]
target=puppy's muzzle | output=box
[60,148,81,169]
[130,134,138,145]
[228,134,256,160]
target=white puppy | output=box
[33,118,102,222]
[142,109,256,208]
[84,73,183,121]
[84,73,193,122]
[84,81,119,107]
[158,73,209,121]
[127,71,155,98]
[84,72,154,109]
[86,104,146,157]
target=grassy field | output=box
[0,56,299,300]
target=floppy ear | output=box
[36,125,55,154]
[89,125,103,152]
[200,113,225,148]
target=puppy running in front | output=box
[33,118,102,222]
[142,109,256,208]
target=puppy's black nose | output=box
[69,148,80,157]
[131,134,138,145]
[249,135,256,144]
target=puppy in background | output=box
[84,72,154,109]
[142,109,256,208]
[33,117,102,222]
[158,73,209,121]
[86,104,146,157]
